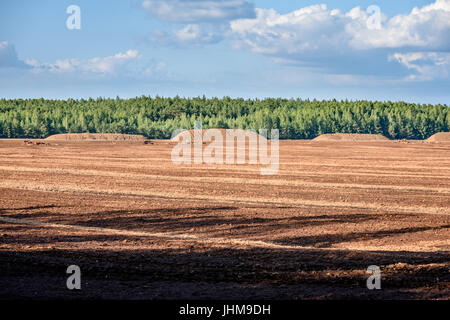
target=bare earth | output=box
[45,133,147,141]
[427,132,450,142]
[0,139,449,299]
[312,133,389,141]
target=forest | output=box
[0,96,448,140]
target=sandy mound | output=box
[313,133,389,142]
[45,133,147,141]
[426,132,450,142]
[171,129,267,143]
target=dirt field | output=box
[0,139,449,299]
[312,133,389,141]
[45,133,147,141]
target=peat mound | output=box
[426,132,450,142]
[313,133,389,142]
[171,129,267,143]
[45,133,147,141]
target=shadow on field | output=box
[67,207,395,235]
[5,205,60,211]
[0,205,64,219]
[2,205,438,247]
[0,244,448,300]
[274,225,450,248]
[1,205,448,299]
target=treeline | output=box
[0,96,448,139]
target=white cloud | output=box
[137,0,255,23]
[229,0,450,80]
[26,50,142,74]
[348,0,450,50]
[230,5,350,55]
[148,24,224,46]
[389,52,450,81]
[176,24,208,41]
[139,0,255,46]
[231,1,450,53]
[0,41,30,68]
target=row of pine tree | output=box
[0,96,448,139]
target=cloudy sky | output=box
[0,0,449,103]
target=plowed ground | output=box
[0,139,449,299]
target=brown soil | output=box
[45,133,147,141]
[0,139,448,299]
[313,133,389,142]
[171,129,266,142]
[23,140,49,146]
[426,132,450,142]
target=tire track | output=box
[0,215,308,250]
[1,166,449,194]
[1,180,448,215]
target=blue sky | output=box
[0,0,449,103]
